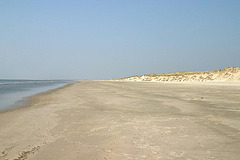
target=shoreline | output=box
[0,82,79,160]
[1,81,240,159]
[3,80,238,114]
[0,82,74,114]
[2,80,239,114]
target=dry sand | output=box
[0,81,240,160]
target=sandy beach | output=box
[0,81,240,160]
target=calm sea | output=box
[0,79,70,111]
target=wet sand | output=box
[0,81,240,160]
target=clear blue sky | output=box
[1,0,240,80]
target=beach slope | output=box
[0,81,240,159]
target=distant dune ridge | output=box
[112,67,240,82]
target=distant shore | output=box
[0,81,240,159]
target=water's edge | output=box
[0,82,75,113]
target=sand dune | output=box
[113,67,240,82]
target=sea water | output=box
[0,79,70,111]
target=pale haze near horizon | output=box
[0,0,240,80]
